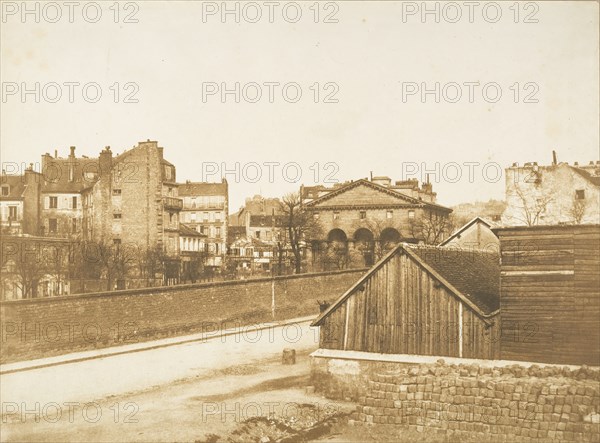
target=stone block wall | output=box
[354,361,600,441]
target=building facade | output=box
[178,180,228,269]
[439,217,499,250]
[302,177,453,267]
[81,141,182,258]
[501,160,600,226]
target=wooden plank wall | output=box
[498,225,600,366]
[319,251,499,359]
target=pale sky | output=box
[1,1,598,212]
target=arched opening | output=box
[324,229,349,271]
[354,228,375,266]
[380,227,402,255]
[380,227,401,245]
[327,229,348,243]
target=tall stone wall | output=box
[0,268,365,363]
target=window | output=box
[168,187,173,196]
[72,196,78,209]
[191,212,196,221]
[164,165,172,180]
[333,211,340,220]
[215,212,222,221]
[49,196,58,209]
[72,218,77,233]
[215,226,221,237]
[191,198,196,208]
[386,210,393,219]
[8,206,17,220]
[48,218,57,233]
[313,212,320,220]
[359,211,367,219]
[256,230,261,239]
[200,225,207,235]
[408,210,415,219]
[113,213,122,219]
[113,189,122,196]
[266,231,272,241]
[576,189,586,200]
[203,212,209,221]
[1,186,9,196]
[169,212,175,223]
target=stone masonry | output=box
[351,360,600,442]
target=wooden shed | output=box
[312,244,500,360]
[495,224,600,366]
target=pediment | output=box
[308,180,419,208]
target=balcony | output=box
[163,197,183,211]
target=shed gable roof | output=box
[312,243,499,327]
[438,217,495,246]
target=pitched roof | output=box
[41,157,100,193]
[312,243,499,327]
[305,179,452,212]
[569,165,600,187]
[178,182,227,196]
[249,214,286,227]
[438,217,495,246]
[409,245,500,314]
[0,175,27,200]
[179,223,207,237]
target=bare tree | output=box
[94,241,136,291]
[511,184,554,226]
[182,250,206,283]
[280,192,322,274]
[322,241,350,270]
[569,195,588,224]
[409,211,455,245]
[137,245,167,287]
[12,245,49,298]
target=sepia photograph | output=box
[0,1,599,442]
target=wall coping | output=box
[310,348,598,370]
[0,268,367,305]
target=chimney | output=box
[552,150,557,165]
[157,147,164,159]
[24,164,40,185]
[68,146,76,182]
[54,149,58,158]
[99,146,113,175]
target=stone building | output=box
[81,140,182,259]
[302,176,453,267]
[39,147,99,238]
[439,216,499,250]
[228,195,289,273]
[1,167,42,236]
[178,180,228,269]
[179,223,207,283]
[501,159,600,226]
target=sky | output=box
[1,1,598,213]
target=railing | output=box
[163,197,183,211]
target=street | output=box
[1,320,331,442]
